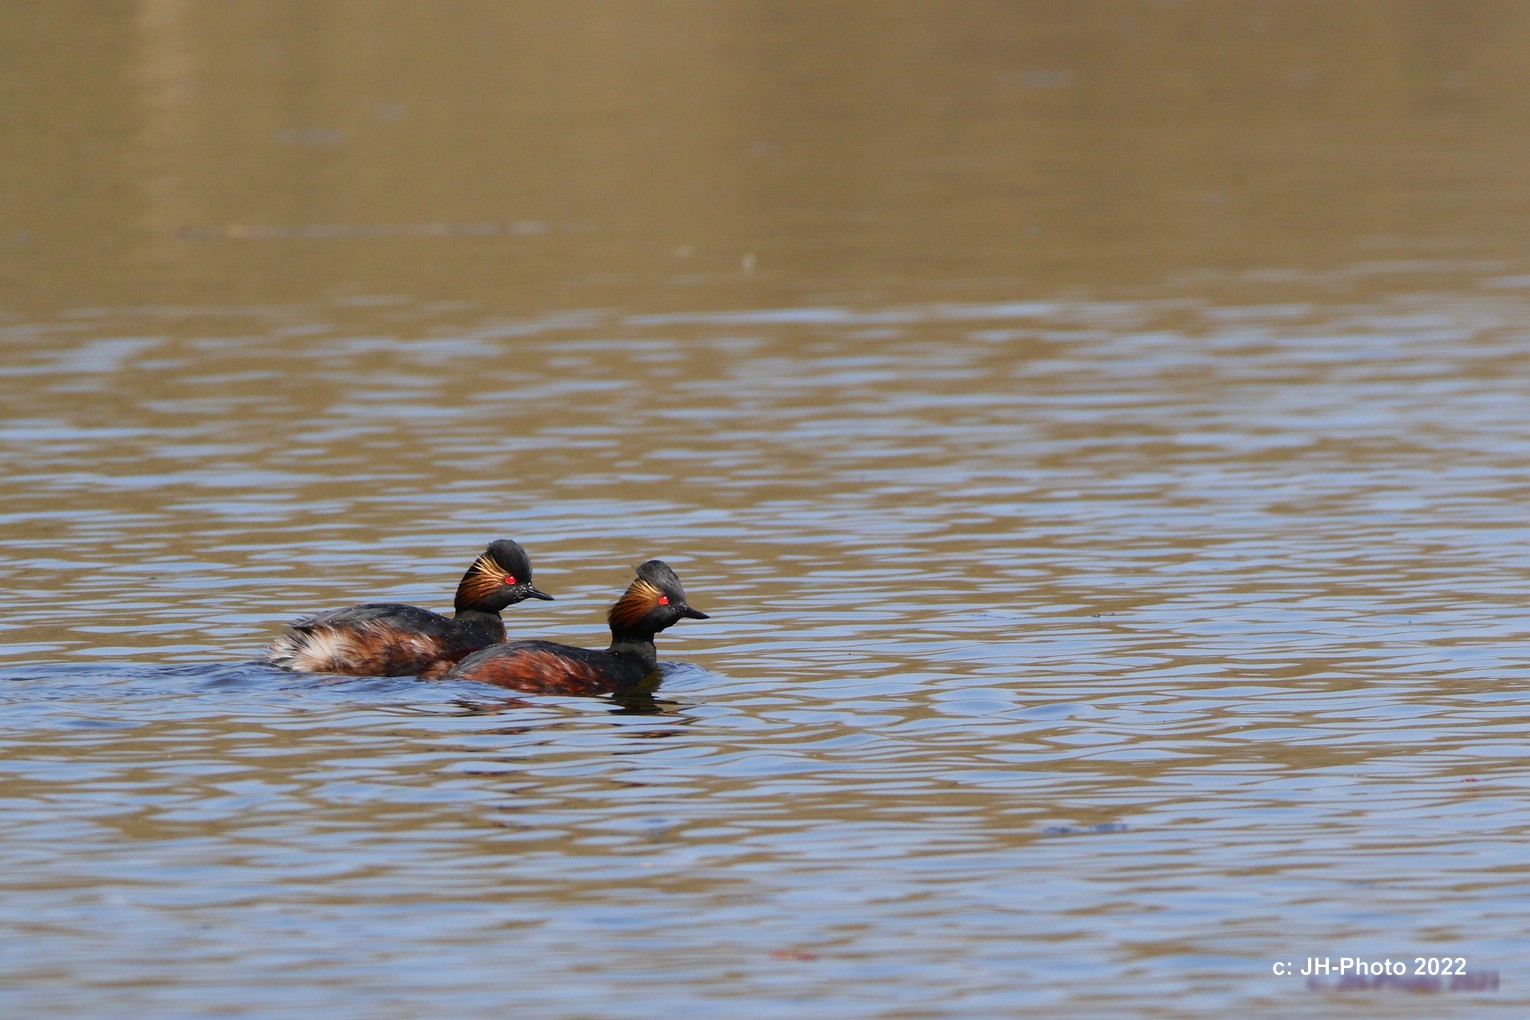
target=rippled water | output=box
[2,284,1527,1017]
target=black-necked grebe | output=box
[267,539,554,678]
[441,559,708,695]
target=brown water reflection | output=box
[5,2,1530,310]
[2,4,1529,1019]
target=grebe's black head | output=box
[456,539,555,613]
[608,559,709,637]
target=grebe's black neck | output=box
[454,608,507,642]
[606,631,660,673]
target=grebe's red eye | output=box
[658,595,669,605]
[503,575,516,585]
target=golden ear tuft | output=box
[458,550,509,605]
[609,575,666,630]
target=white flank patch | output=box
[268,627,356,671]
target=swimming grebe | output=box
[267,539,554,677]
[441,559,708,695]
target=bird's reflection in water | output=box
[446,689,684,719]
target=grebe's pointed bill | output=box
[679,605,709,620]
[525,585,556,601]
